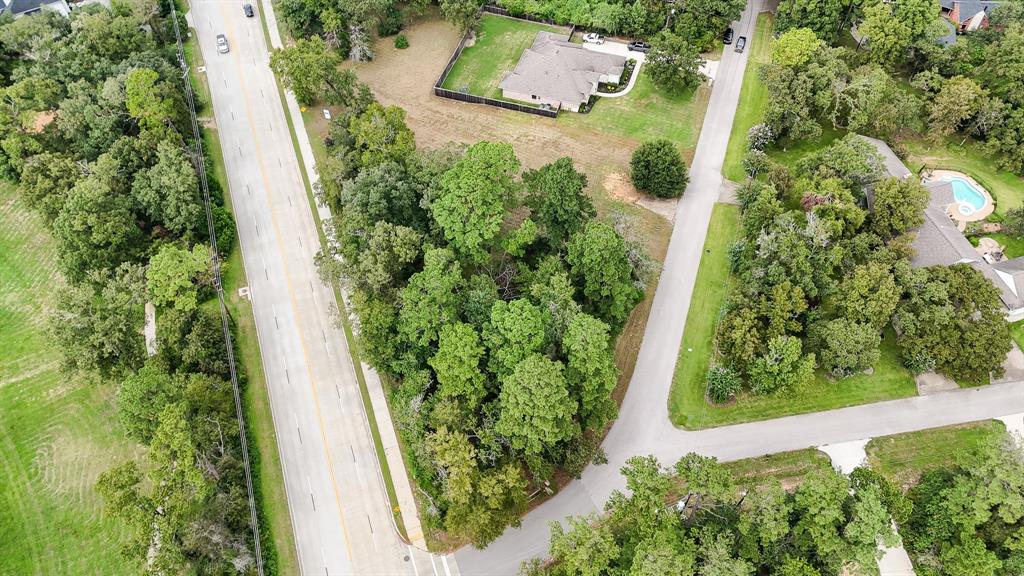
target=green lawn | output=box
[441,13,562,99]
[766,126,847,172]
[865,420,1006,487]
[723,449,834,491]
[1010,319,1024,351]
[560,72,710,156]
[668,203,742,425]
[0,184,143,575]
[669,203,917,430]
[722,12,773,182]
[974,232,1024,259]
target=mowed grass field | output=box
[722,12,773,181]
[669,202,917,429]
[866,420,1007,487]
[0,185,141,575]
[560,73,710,158]
[441,13,563,99]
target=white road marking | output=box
[306,476,316,510]
[294,412,302,444]
[407,546,420,576]
[441,555,453,576]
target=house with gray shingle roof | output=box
[1,0,69,17]
[940,0,1002,32]
[499,32,626,112]
[861,135,1024,320]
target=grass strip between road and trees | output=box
[865,420,1007,487]
[669,203,917,430]
[183,21,299,574]
[256,0,409,540]
[722,448,834,491]
[721,11,773,182]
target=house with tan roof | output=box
[499,31,626,112]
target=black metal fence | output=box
[432,6,567,119]
[433,86,560,117]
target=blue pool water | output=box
[948,177,987,215]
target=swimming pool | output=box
[948,176,988,216]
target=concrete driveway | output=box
[581,40,644,97]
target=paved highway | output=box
[455,0,1024,572]
[190,2,431,573]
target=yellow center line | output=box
[213,0,356,563]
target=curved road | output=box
[455,0,1024,573]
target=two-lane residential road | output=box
[190,2,420,573]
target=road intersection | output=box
[193,0,1024,573]
[455,0,1024,572]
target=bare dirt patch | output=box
[353,16,642,197]
[603,172,677,222]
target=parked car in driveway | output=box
[582,32,605,44]
[723,27,734,44]
[243,3,254,17]
[734,36,746,52]
[627,40,651,53]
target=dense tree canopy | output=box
[526,453,900,575]
[645,31,705,94]
[318,105,648,544]
[714,133,1010,398]
[902,433,1024,575]
[630,138,689,198]
[0,5,263,573]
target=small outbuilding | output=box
[499,31,626,111]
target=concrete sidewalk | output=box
[819,439,916,576]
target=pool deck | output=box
[924,169,994,224]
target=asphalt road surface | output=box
[191,2,428,573]
[455,0,1024,572]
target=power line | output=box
[167,3,265,574]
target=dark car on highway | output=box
[243,3,254,16]
[627,40,651,53]
[723,27,734,44]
